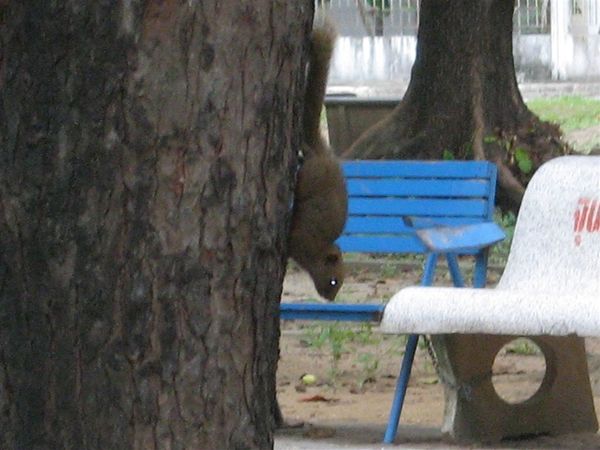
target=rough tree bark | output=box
[0,1,311,449]
[343,0,568,211]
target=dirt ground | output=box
[277,260,600,448]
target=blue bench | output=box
[280,160,504,443]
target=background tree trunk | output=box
[343,0,568,211]
[0,1,311,448]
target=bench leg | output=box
[383,333,419,444]
[431,334,598,442]
[383,253,439,443]
[421,253,438,286]
[445,253,465,288]
[472,250,489,288]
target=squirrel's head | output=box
[312,244,344,301]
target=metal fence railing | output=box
[316,0,552,36]
[570,0,600,34]
[315,0,419,36]
[515,0,550,34]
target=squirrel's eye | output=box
[330,278,337,287]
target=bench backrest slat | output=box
[346,179,492,198]
[337,235,427,254]
[338,160,497,255]
[348,198,489,217]
[342,160,495,178]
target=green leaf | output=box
[519,159,533,174]
[422,376,439,385]
[483,135,497,144]
[514,147,533,174]
[442,149,455,160]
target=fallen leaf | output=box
[300,394,336,402]
[349,386,364,394]
[304,427,336,439]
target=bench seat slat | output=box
[346,179,491,198]
[338,235,481,255]
[416,222,506,252]
[381,287,600,337]
[280,303,385,322]
[337,235,427,253]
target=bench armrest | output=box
[414,222,505,253]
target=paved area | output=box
[274,423,600,449]
[275,437,416,450]
[275,424,449,450]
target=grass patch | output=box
[301,323,406,386]
[504,338,541,356]
[526,95,600,132]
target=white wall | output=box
[328,34,600,84]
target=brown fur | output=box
[288,24,348,301]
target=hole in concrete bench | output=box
[491,338,547,404]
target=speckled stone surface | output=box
[381,155,600,337]
[380,156,600,442]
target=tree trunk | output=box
[343,0,568,211]
[0,2,311,449]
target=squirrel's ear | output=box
[325,252,340,264]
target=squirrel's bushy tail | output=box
[303,22,336,152]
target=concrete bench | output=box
[280,159,504,442]
[381,155,600,442]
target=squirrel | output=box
[288,24,348,301]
